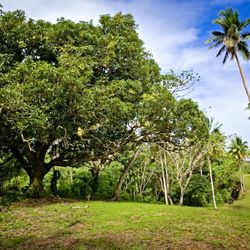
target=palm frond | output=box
[230,52,235,60]
[206,34,223,44]
[214,18,229,32]
[238,41,250,60]
[216,45,226,57]
[242,31,250,39]
[211,31,225,36]
[208,40,223,49]
[223,51,229,64]
[241,18,250,28]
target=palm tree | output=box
[208,8,250,104]
[206,125,226,209]
[229,136,249,194]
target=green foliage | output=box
[96,161,123,199]
[184,174,211,207]
[243,161,250,174]
[229,136,249,162]
[202,151,238,204]
[42,163,123,200]
[0,6,241,205]
[0,8,161,196]
[139,84,209,146]
[43,167,93,199]
[0,168,28,210]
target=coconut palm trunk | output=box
[234,53,250,103]
[207,155,217,209]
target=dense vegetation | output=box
[0,5,250,211]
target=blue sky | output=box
[2,0,250,144]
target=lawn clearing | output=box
[1,176,250,249]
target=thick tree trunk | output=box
[112,146,141,201]
[28,169,46,198]
[207,155,217,209]
[235,53,250,104]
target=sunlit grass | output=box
[1,176,250,249]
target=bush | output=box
[243,161,250,174]
[44,167,93,199]
[184,174,211,207]
[95,161,123,199]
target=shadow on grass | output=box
[0,235,36,249]
[229,204,250,210]
[1,230,75,250]
[1,228,229,250]
[1,230,131,250]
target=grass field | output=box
[1,176,250,249]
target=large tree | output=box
[208,8,250,103]
[0,7,210,199]
[0,9,160,197]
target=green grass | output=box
[1,176,250,249]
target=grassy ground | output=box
[1,176,250,249]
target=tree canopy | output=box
[0,8,209,197]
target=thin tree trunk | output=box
[207,155,217,209]
[239,164,245,194]
[235,53,250,103]
[179,187,184,206]
[70,167,73,184]
[160,151,168,205]
[91,168,100,198]
[163,150,171,205]
[112,146,141,201]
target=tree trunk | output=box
[164,151,172,205]
[239,164,245,194]
[70,167,73,184]
[91,168,100,198]
[179,187,184,206]
[178,175,192,206]
[28,169,46,198]
[207,155,217,209]
[160,150,168,205]
[112,146,141,201]
[200,166,203,176]
[50,168,61,196]
[235,53,250,104]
